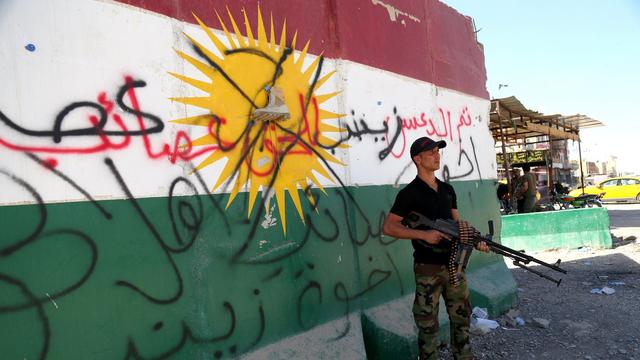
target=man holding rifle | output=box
[383,136,489,360]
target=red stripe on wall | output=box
[115,0,488,99]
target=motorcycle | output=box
[551,190,604,210]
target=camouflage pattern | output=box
[413,264,472,360]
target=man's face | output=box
[414,147,441,171]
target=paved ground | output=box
[607,202,640,238]
[443,203,640,359]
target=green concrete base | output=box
[239,313,367,359]
[467,262,518,318]
[361,294,449,360]
[242,261,518,359]
[359,261,519,359]
[500,208,612,253]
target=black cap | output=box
[409,137,446,158]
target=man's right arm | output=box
[382,212,449,245]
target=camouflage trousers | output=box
[413,264,472,360]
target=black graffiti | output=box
[0,170,99,360]
[105,158,184,304]
[0,80,163,144]
[123,301,236,360]
[0,274,50,360]
[190,163,232,236]
[0,171,98,313]
[330,268,393,341]
[442,136,482,182]
[261,267,283,281]
[315,107,404,161]
[2,150,407,359]
[0,169,46,256]
[378,108,404,161]
[298,281,322,330]
[168,177,203,250]
[26,152,113,219]
[342,113,389,141]
[246,291,266,351]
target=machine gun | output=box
[401,211,567,286]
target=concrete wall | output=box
[0,0,515,358]
[501,208,612,253]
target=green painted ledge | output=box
[500,208,612,253]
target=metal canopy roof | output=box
[557,114,603,129]
[490,96,604,143]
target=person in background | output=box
[509,168,523,213]
[517,164,537,213]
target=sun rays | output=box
[170,7,346,233]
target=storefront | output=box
[490,96,602,195]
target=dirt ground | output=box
[447,204,640,359]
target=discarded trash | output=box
[472,307,489,320]
[503,309,521,327]
[505,309,521,318]
[532,317,550,328]
[577,246,592,253]
[598,275,609,280]
[470,317,499,335]
[583,261,593,265]
[515,317,525,326]
[476,318,499,329]
[601,287,615,294]
[470,324,491,336]
[581,281,593,286]
[591,287,616,295]
[470,307,499,335]
[609,281,626,286]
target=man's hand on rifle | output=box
[475,241,490,253]
[420,230,452,245]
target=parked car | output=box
[569,176,640,202]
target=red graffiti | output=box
[0,76,218,165]
[123,76,218,164]
[387,107,475,158]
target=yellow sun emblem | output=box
[169,7,346,233]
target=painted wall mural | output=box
[0,0,510,359]
[171,8,344,233]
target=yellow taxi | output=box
[569,176,640,202]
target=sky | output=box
[441,0,640,175]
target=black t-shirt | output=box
[390,176,457,265]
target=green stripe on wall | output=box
[0,179,515,359]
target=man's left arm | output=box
[451,209,460,221]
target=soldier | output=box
[517,164,537,213]
[382,136,489,360]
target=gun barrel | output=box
[511,261,563,286]
[401,211,568,285]
[484,239,567,274]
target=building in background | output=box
[568,142,619,186]
[490,96,603,192]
